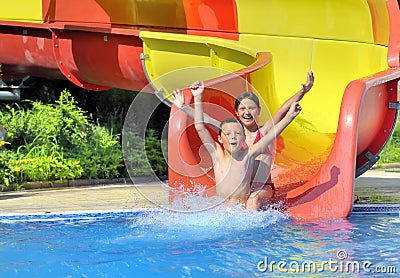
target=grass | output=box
[385,169,400,173]
[354,190,400,204]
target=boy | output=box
[180,81,301,209]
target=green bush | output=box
[378,121,400,164]
[0,90,119,189]
[122,128,168,177]
[0,89,168,190]
[0,92,87,189]
[145,129,168,177]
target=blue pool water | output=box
[0,207,399,277]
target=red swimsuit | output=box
[241,129,272,154]
[242,129,275,194]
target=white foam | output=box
[130,198,288,235]
[132,181,289,232]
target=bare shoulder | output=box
[258,123,272,135]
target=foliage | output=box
[0,90,121,189]
[145,129,168,177]
[378,121,400,165]
[72,125,122,179]
[122,128,168,177]
[0,89,169,190]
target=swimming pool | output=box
[0,206,399,277]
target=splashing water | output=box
[137,203,286,228]
[128,196,289,247]
[162,180,285,214]
[137,181,290,234]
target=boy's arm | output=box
[172,89,221,132]
[260,71,313,134]
[250,102,302,158]
[190,82,218,156]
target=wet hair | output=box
[219,118,244,135]
[234,92,260,111]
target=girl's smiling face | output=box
[236,98,260,127]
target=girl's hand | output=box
[190,81,205,97]
[301,71,314,93]
[172,89,185,109]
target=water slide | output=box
[0,0,399,219]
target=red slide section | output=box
[286,69,400,218]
